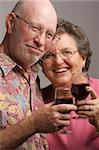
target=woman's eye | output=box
[62,50,71,55]
[46,54,53,58]
[43,53,54,59]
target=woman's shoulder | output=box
[89,77,99,85]
[89,77,99,95]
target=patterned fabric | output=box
[0,52,48,150]
[42,78,99,150]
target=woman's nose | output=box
[54,54,65,65]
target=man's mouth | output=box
[25,44,45,64]
[25,44,44,52]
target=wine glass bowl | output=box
[71,83,90,100]
[54,98,73,105]
[54,87,73,134]
[54,87,73,104]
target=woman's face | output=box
[42,33,86,87]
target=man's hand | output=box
[32,102,77,133]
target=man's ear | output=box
[5,12,16,33]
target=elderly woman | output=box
[41,19,99,150]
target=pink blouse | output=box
[46,77,99,150]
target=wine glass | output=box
[54,87,73,134]
[71,83,90,120]
[71,72,90,100]
[71,83,90,100]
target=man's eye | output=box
[31,25,40,32]
[46,32,54,39]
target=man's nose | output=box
[34,32,46,47]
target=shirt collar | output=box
[0,52,38,78]
[0,52,17,76]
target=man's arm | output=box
[0,103,77,150]
[0,115,35,150]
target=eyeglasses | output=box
[14,13,55,43]
[41,48,78,63]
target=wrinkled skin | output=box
[42,33,86,87]
[32,102,77,133]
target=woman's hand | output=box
[76,86,99,132]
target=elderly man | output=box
[0,0,77,149]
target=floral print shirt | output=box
[0,52,48,150]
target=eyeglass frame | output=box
[13,12,55,43]
[41,48,78,63]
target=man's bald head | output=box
[12,0,57,21]
[12,0,57,33]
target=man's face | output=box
[6,2,57,70]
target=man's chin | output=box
[31,56,41,65]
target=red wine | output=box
[55,98,73,105]
[71,83,89,100]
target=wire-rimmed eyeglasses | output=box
[41,48,78,63]
[14,13,55,43]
